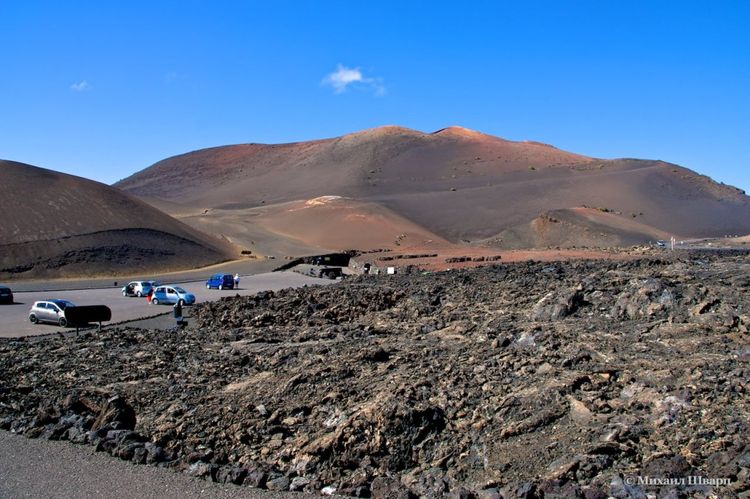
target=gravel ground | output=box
[2,253,749,497]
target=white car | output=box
[122,281,159,297]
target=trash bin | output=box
[173,302,183,326]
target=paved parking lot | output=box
[0,430,312,499]
[0,271,332,338]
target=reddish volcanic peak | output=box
[114,124,750,252]
[345,125,425,137]
[344,125,498,143]
[337,125,428,143]
[432,126,492,140]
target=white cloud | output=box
[70,80,91,92]
[322,65,385,95]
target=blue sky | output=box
[1,1,748,192]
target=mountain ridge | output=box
[114,125,750,256]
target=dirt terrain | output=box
[116,126,750,256]
[173,196,451,259]
[1,252,748,497]
[0,160,236,279]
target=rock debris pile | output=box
[1,255,749,498]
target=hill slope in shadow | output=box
[1,160,237,279]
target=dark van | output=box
[0,286,13,304]
[206,274,234,290]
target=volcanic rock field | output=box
[1,252,749,498]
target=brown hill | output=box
[175,195,450,257]
[0,160,236,279]
[487,207,674,249]
[115,126,750,253]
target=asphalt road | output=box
[3,258,280,293]
[0,430,314,499]
[0,271,333,338]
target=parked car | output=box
[206,274,234,290]
[308,267,343,279]
[656,240,666,247]
[0,286,13,304]
[29,300,76,326]
[150,286,195,306]
[122,280,159,297]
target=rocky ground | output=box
[1,252,749,498]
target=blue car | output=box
[150,285,195,306]
[206,273,234,290]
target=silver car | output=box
[29,300,76,327]
[122,280,158,297]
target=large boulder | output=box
[91,396,136,431]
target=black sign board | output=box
[65,305,112,326]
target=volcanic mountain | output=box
[0,160,236,279]
[116,126,750,255]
